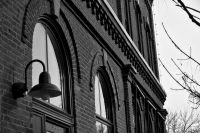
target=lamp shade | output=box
[28,71,61,100]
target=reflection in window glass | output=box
[102,124,109,133]
[96,121,110,133]
[46,122,67,133]
[95,75,106,118]
[95,72,112,133]
[32,23,62,108]
[96,121,101,133]
[95,75,100,115]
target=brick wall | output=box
[0,0,50,132]
[0,0,166,133]
[1,0,31,132]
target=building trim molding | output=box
[78,0,166,103]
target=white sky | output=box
[153,0,200,111]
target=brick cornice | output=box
[74,0,166,104]
[122,64,137,83]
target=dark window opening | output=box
[95,70,115,133]
[124,0,133,39]
[146,24,156,74]
[135,3,144,56]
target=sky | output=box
[153,0,200,112]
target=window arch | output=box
[148,115,154,133]
[132,84,144,133]
[32,23,63,108]
[135,2,144,56]
[145,23,155,73]
[136,101,143,133]
[95,68,115,133]
[32,15,72,112]
[145,111,154,133]
[31,14,73,133]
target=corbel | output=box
[118,38,123,48]
[115,34,119,44]
[108,22,113,35]
[91,0,96,14]
[86,0,91,8]
[112,28,116,40]
[96,3,101,20]
[100,9,105,25]
[104,15,109,30]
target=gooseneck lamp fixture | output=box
[12,59,61,100]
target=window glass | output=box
[32,23,62,108]
[96,121,102,133]
[96,121,111,133]
[95,71,113,133]
[135,4,144,56]
[47,35,62,107]
[33,115,42,133]
[46,122,68,133]
[95,75,101,115]
[95,75,107,118]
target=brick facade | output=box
[0,0,167,133]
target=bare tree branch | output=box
[191,15,200,21]
[176,0,200,27]
[176,5,200,20]
[162,23,200,66]
[176,5,200,14]
[159,58,200,106]
[159,58,190,92]
[161,0,200,110]
[166,109,200,133]
[171,59,200,87]
[172,0,179,6]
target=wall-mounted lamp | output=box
[12,59,61,100]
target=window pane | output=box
[32,115,42,133]
[47,35,62,108]
[32,23,47,89]
[95,75,101,115]
[99,83,106,118]
[102,124,110,133]
[32,23,62,108]
[96,121,102,133]
[96,121,111,133]
[46,122,67,133]
[95,74,107,118]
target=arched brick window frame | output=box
[31,14,74,133]
[95,67,116,133]
[135,1,144,56]
[136,102,143,133]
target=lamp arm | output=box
[25,59,46,90]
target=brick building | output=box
[0,0,167,133]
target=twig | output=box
[176,5,200,20]
[171,59,200,87]
[162,23,200,66]
[176,0,200,27]
[159,58,200,103]
[159,58,190,92]
[176,5,200,14]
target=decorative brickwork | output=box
[80,0,166,104]
[0,0,167,132]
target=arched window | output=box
[136,103,142,133]
[31,14,72,133]
[32,23,63,108]
[95,70,114,133]
[135,2,144,56]
[132,84,144,133]
[145,23,155,73]
[124,0,133,38]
